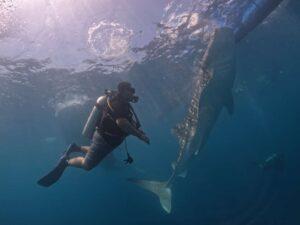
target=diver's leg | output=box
[67,157,87,169]
[67,144,113,171]
[68,131,114,171]
[67,151,106,171]
[67,143,110,170]
[80,146,91,154]
[67,143,91,154]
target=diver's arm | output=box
[116,118,150,144]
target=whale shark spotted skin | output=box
[171,27,236,179]
[128,0,284,214]
[128,27,236,213]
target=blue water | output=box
[0,0,300,225]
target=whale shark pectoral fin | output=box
[224,90,234,115]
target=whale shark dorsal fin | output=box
[225,91,234,115]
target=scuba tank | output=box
[82,95,107,139]
[82,90,118,139]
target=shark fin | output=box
[224,91,234,115]
[127,178,172,213]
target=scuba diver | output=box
[38,81,150,187]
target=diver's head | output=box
[117,81,139,103]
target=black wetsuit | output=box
[83,95,135,169]
[96,95,133,148]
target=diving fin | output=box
[37,157,68,187]
[224,90,234,115]
[37,144,75,187]
[127,178,172,213]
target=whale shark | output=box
[128,27,236,213]
[127,0,285,212]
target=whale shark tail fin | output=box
[127,178,172,213]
